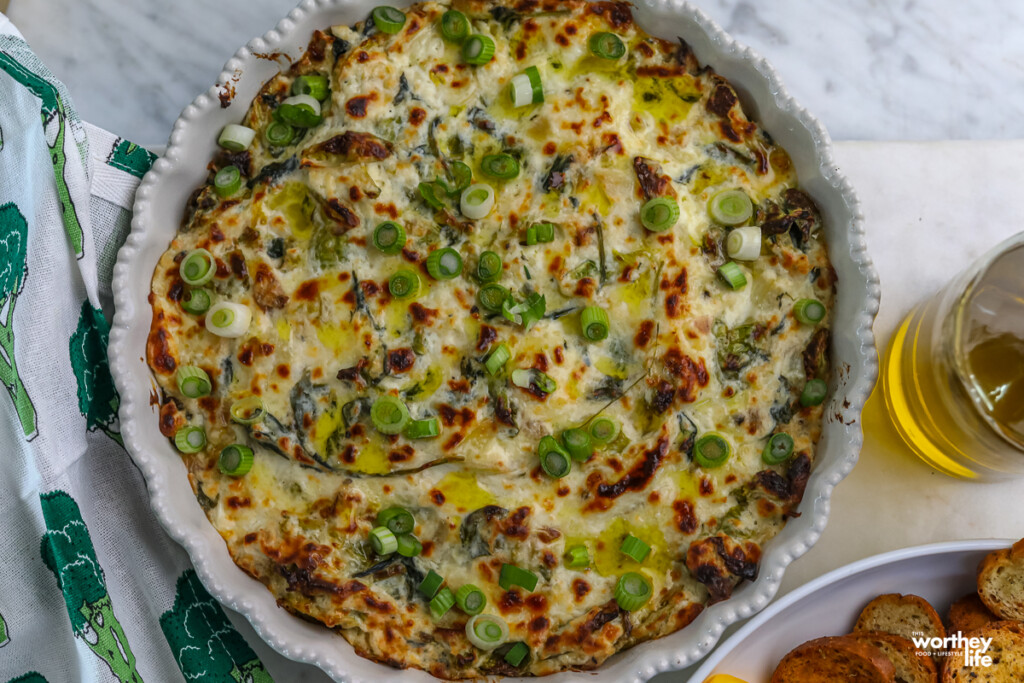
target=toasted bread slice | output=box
[941,621,1024,682]
[977,540,1024,621]
[848,631,938,683]
[771,635,896,683]
[854,594,946,646]
[947,593,998,635]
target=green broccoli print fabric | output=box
[0,13,327,683]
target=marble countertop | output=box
[8,0,1024,146]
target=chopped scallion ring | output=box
[461,183,495,219]
[176,366,212,399]
[499,563,538,591]
[455,584,486,615]
[466,614,509,650]
[589,31,626,59]
[180,249,216,286]
[292,74,328,101]
[501,292,546,328]
[708,189,753,226]
[508,65,544,107]
[484,342,511,376]
[478,283,510,312]
[800,378,828,407]
[440,9,469,43]
[376,506,415,534]
[205,302,252,338]
[481,153,520,180]
[403,417,440,439]
[276,94,322,128]
[588,416,620,444]
[218,444,254,477]
[213,165,242,197]
[419,570,444,599]
[504,642,530,667]
[475,250,503,282]
[762,432,795,465]
[446,160,473,194]
[614,572,652,611]
[462,34,495,65]
[370,396,410,435]
[181,288,211,315]
[265,121,296,146]
[426,248,463,280]
[526,222,554,245]
[726,225,762,261]
[580,305,610,342]
[620,534,651,563]
[694,432,731,468]
[564,544,590,568]
[217,124,256,152]
[512,368,556,394]
[793,298,827,325]
[230,396,265,425]
[419,181,446,209]
[640,197,680,232]
[174,426,206,454]
[373,221,406,254]
[538,436,571,479]
[561,428,593,462]
[717,261,748,290]
[396,534,423,557]
[389,269,420,299]
[372,6,407,33]
[430,587,455,619]
[369,526,398,555]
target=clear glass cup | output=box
[882,231,1024,479]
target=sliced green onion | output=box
[504,642,530,667]
[708,189,753,226]
[561,428,593,462]
[462,34,495,65]
[588,416,620,444]
[589,32,626,60]
[230,396,265,425]
[180,248,216,286]
[292,74,328,101]
[276,94,322,128]
[564,544,589,568]
[373,221,406,254]
[176,366,212,399]
[440,9,469,43]
[800,378,828,407]
[455,584,486,615]
[376,506,415,534]
[370,526,398,555]
[620,534,650,563]
[499,563,538,592]
[466,614,509,650]
[389,269,420,299]
[174,426,206,454]
[726,225,762,261]
[475,251,503,282]
[580,305,610,342]
[512,368,556,394]
[213,165,242,197]
[614,572,652,611]
[793,298,826,325]
[461,183,495,219]
[426,248,463,280]
[509,65,543,107]
[526,222,554,245]
[419,570,444,598]
[640,197,680,232]
[370,396,410,435]
[403,417,440,439]
[538,436,571,479]
[217,444,254,476]
[419,181,446,209]
[447,160,473,193]
[396,534,423,557]
[694,432,731,468]
[430,586,455,619]
[484,342,511,376]
[181,288,211,315]
[218,124,256,152]
[762,432,795,465]
[481,153,520,180]
[502,292,546,329]
[264,121,295,146]
[372,6,406,33]
[205,302,252,338]
[718,261,748,290]
[478,283,510,312]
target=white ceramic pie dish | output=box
[108,1,880,680]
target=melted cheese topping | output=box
[147,0,834,677]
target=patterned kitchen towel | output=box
[0,13,326,683]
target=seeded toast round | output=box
[941,621,1024,682]
[848,631,938,683]
[947,592,998,635]
[977,539,1024,621]
[854,593,946,647]
[770,635,896,683]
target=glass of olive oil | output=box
[882,232,1024,479]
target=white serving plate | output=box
[689,539,1013,683]
[108,1,880,681]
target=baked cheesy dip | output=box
[147,0,835,677]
